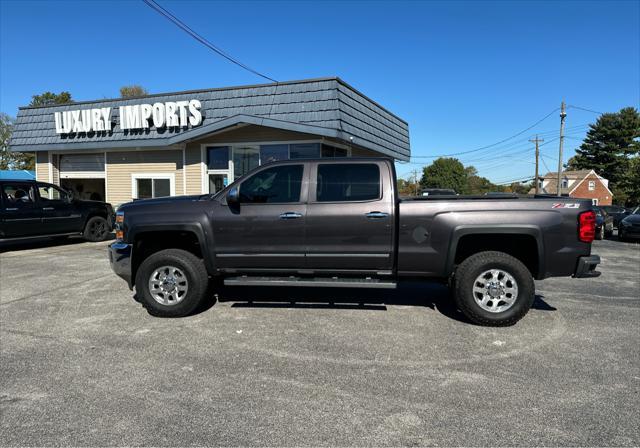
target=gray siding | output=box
[10,78,410,160]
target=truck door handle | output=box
[365,211,389,219]
[279,212,303,220]
[6,207,18,211]
[42,207,54,211]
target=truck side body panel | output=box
[398,199,592,279]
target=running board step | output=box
[224,276,397,289]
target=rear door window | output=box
[2,183,36,207]
[316,163,380,202]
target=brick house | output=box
[529,169,613,205]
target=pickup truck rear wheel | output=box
[135,249,209,317]
[453,251,535,326]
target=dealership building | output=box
[9,77,410,207]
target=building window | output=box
[321,144,348,158]
[260,144,289,163]
[588,180,596,191]
[561,178,569,188]
[316,163,380,202]
[290,143,320,159]
[207,146,230,170]
[131,173,175,199]
[233,146,260,180]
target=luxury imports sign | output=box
[54,99,203,134]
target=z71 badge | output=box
[552,203,580,209]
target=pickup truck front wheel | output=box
[135,249,209,317]
[453,251,535,326]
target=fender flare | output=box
[128,221,216,274]
[445,225,545,279]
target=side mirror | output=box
[226,187,239,206]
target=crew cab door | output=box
[37,183,82,234]
[305,161,395,272]
[0,182,42,237]
[212,162,308,269]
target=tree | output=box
[120,85,149,98]
[507,182,532,195]
[397,177,420,196]
[570,107,640,187]
[624,156,640,205]
[420,157,468,193]
[3,92,74,170]
[0,113,34,170]
[29,91,72,107]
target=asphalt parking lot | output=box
[1,236,639,446]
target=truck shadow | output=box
[0,233,115,253]
[202,282,555,324]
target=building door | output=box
[208,174,228,195]
[59,153,106,202]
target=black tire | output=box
[135,248,209,317]
[453,251,535,326]
[595,225,604,240]
[83,216,110,242]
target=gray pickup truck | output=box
[109,158,600,326]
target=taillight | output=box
[578,210,596,243]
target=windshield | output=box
[633,206,640,215]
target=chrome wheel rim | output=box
[472,269,518,313]
[148,266,189,306]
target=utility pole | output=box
[412,169,419,196]
[529,135,544,194]
[556,101,567,196]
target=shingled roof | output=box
[9,77,410,161]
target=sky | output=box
[1,0,639,183]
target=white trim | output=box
[60,171,106,179]
[131,172,176,199]
[594,172,614,195]
[47,152,53,183]
[49,146,184,155]
[568,169,613,196]
[104,152,109,203]
[182,146,187,195]
[200,146,207,194]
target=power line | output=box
[540,154,553,173]
[141,0,277,83]
[568,105,604,115]
[410,107,560,159]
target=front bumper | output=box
[108,242,133,288]
[573,255,601,278]
[619,226,640,239]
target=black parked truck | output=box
[1,179,113,242]
[109,158,601,326]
